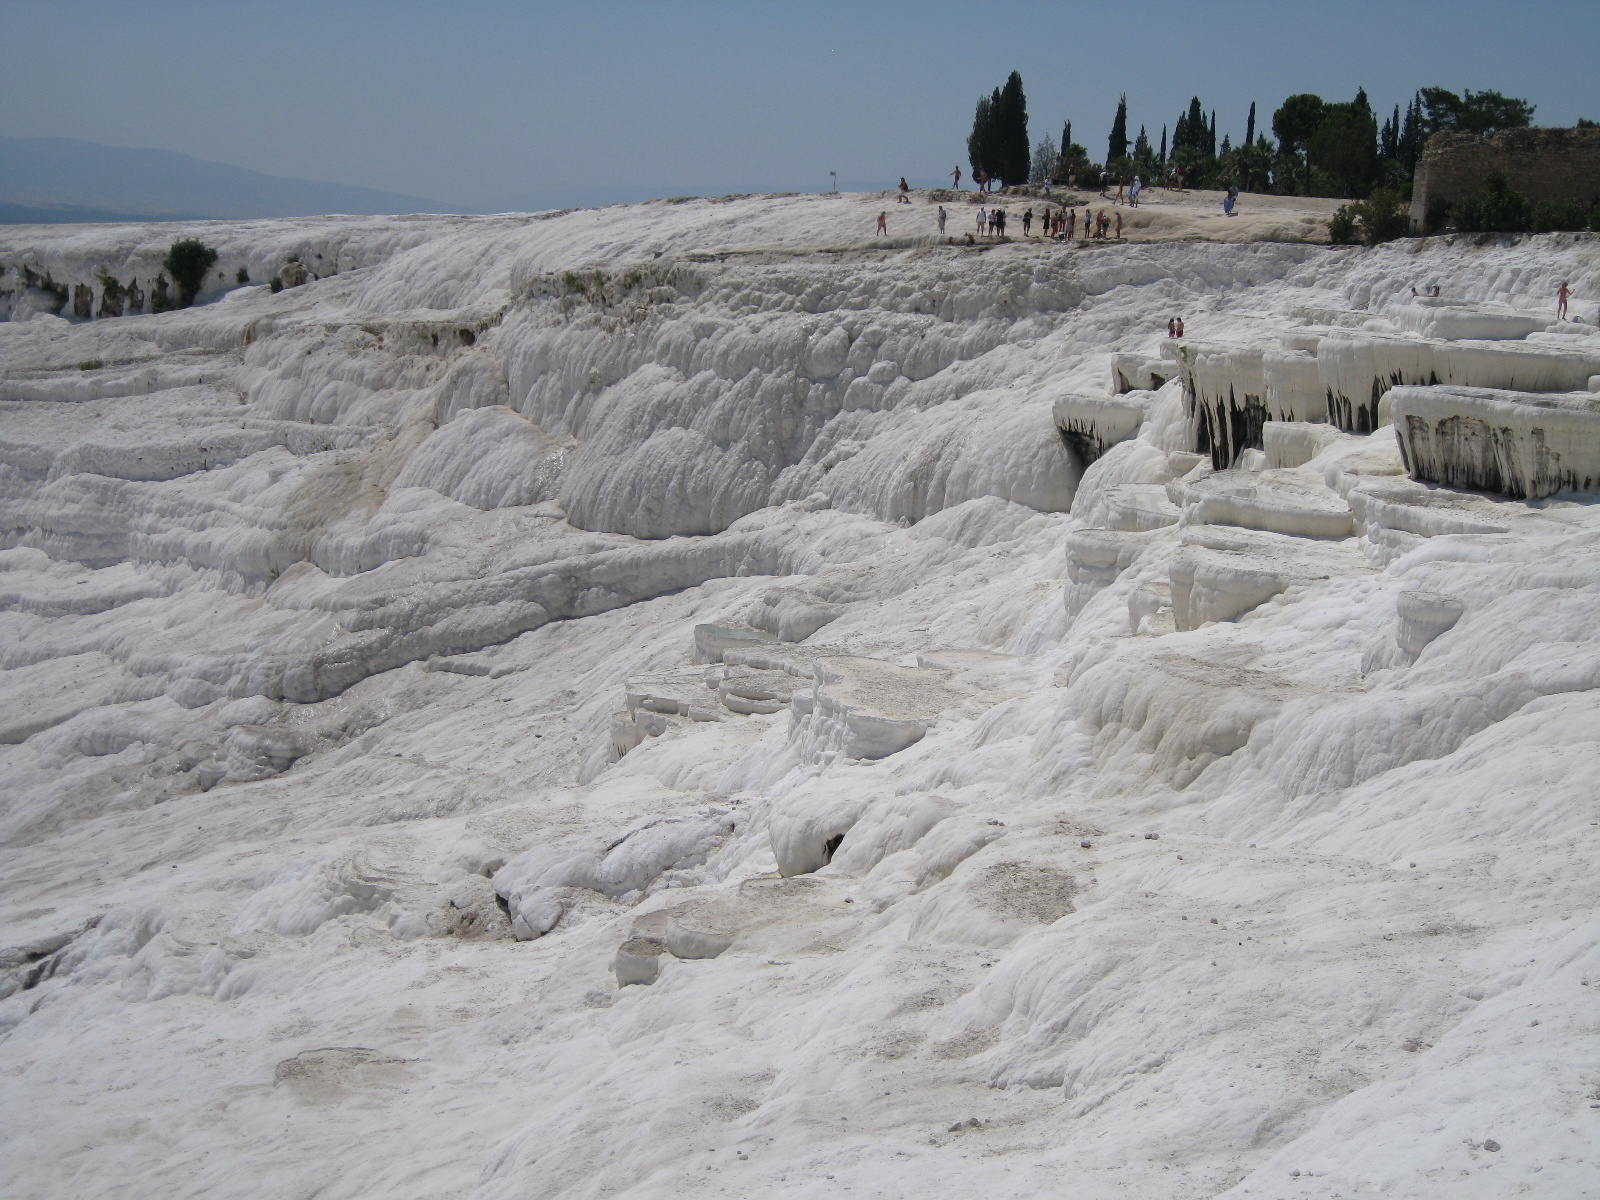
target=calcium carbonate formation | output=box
[1,193,1596,1200]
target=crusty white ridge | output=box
[1,193,1598,1200]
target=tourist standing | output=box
[952,166,962,189]
[1066,209,1076,240]
[1175,316,1185,337]
[899,177,911,204]
[1558,280,1572,319]
[1023,208,1033,236]
[937,206,947,234]
[977,206,987,236]
[1130,176,1142,207]
[876,211,887,235]
[1167,317,1176,337]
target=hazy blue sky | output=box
[5,0,1597,211]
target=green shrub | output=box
[1355,188,1410,243]
[1531,199,1591,232]
[1452,171,1532,233]
[78,358,104,371]
[150,275,175,313]
[1329,189,1410,246]
[162,238,219,307]
[1328,205,1359,244]
[269,276,283,294]
[236,266,250,285]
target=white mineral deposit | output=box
[2,190,1597,1200]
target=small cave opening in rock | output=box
[822,833,844,863]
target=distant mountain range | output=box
[0,136,468,223]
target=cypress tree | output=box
[1208,110,1217,155]
[1177,97,1205,154]
[995,71,1030,186]
[1245,102,1256,149]
[1399,93,1423,173]
[968,92,996,186]
[1159,124,1167,166]
[1108,94,1129,163]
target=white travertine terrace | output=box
[2,197,1598,1200]
[1388,384,1600,498]
[1262,344,1327,422]
[1052,392,1153,464]
[1388,297,1549,340]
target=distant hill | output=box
[0,136,466,223]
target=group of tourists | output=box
[1166,316,1187,338]
[1099,174,1145,208]
[942,203,1127,243]
[1061,208,1122,240]
[934,203,1132,243]
[975,206,1011,236]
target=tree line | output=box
[966,75,1598,238]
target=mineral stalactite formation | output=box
[1,193,1596,1200]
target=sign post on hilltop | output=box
[829,171,837,193]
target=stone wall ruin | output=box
[1409,127,1600,231]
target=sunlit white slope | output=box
[0,196,1597,1200]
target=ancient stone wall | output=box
[1409,127,1600,230]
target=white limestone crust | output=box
[1389,384,1600,498]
